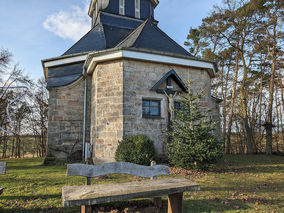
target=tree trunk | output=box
[240,52,254,154]
[11,136,15,157]
[2,130,7,159]
[279,73,284,151]
[227,53,239,154]
[275,89,280,153]
[265,16,277,155]
[265,67,275,155]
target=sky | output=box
[0,0,222,80]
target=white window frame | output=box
[135,0,140,18]
[119,0,125,15]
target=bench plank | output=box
[0,162,6,175]
[67,162,169,178]
[62,178,200,207]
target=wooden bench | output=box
[62,162,200,213]
[0,162,6,195]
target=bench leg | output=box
[168,193,183,213]
[81,205,92,213]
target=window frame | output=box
[119,0,125,15]
[135,0,141,19]
[142,99,161,119]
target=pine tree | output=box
[166,82,223,170]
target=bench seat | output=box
[62,178,199,207]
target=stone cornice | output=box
[85,48,217,78]
[41,48,217,80]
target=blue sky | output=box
[0,0,222,80]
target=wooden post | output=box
[81,177,92,213]
[81,205,92,213]
[86,177,91,185]
[150,161,157,180]
[151,161,162,208]
[168,193,183,213]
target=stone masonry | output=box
[46,58,220,164]
[90,60,124,164]
[122,59,214,159]
[46,78,85,163]
[89,58,219,163]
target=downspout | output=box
[82,71,87,162]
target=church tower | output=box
[42,0,219,164]
[89,0,158,26]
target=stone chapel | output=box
[42,0,221,164]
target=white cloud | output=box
[43,3,91,41]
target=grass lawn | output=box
[0,155,283,213]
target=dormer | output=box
[89,0,159,27]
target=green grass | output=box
[182,155,284,212]
[0,155,283,212]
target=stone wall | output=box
[122,59,214,159]
[46,58,220,164]
[45,78,85,164]
[90,60,124,164]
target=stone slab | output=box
[0,162,6,175]
[67,162,170,178]
[62,178,200,207]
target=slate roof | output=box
[63,13,143,56]
[63,24,106,56]
[63,23,134,56]
[47,63,84,88]
[46,14,194,88]
[64,18,193,58]
[116,19,193,57]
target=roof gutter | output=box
[82,74,88,162]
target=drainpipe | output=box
[82,74,87,162]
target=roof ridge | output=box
[115,19,149,48]
[101,24,107,49]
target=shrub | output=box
[166,82,223,170]
[115,135,156,166]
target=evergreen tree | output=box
[166,82,223,170]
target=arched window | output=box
[119,0,125,15]
[135,0,140,18]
